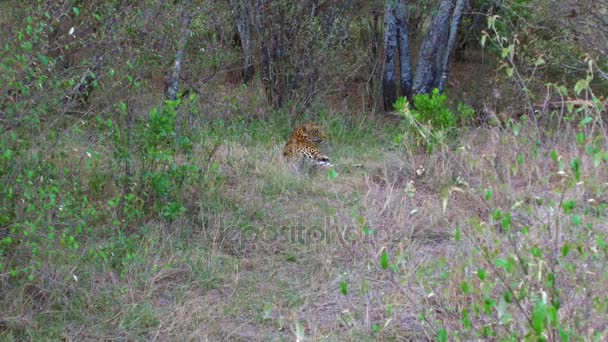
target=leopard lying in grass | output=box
[283,123,333,171]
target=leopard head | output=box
[297,123,326,143]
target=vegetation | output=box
[0,0,606,340]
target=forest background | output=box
[0,0,607,340]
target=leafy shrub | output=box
[411,88,457,129]
[394,89,466,153]
[109,97,197,224]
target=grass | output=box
[1,104,607,340]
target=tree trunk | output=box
[412,0,453,95]
[229,0,255,83]
[438,0,467,92]
[166,0,192,101]
[382,3,398,111]
[395,0,413,98]
[256,0,284,109]
[367,12,382,111]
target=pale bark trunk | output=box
[166,0,192,101]
[230,0,255,83]
[412,0,453,95]
[438,0,467,92]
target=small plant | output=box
[109,98,197,224]
[394,89,461,153]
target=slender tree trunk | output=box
[166,0,192,101]
[395,0,413,98]
[382,3,398,111]
[438,0,467,92]
[367,12,382,110]
[256,0,283,108]
[412,0,453,95]
[230,0,255,83]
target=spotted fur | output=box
[283,123,332,167]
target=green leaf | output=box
[484,297,496,314]
[477,267,486,280]
[460,281,470,294]
[454,227,461,242]
[380,251,389,270]
[532,300,548,334]
[485,188,493,201]
[561,243,571,257]
[577,132,585,145]
[574,78,589,95]
[571,215,582,226]
[534,56,545,66]
[437,328,448,342]
[492,209,502,221]
[501,213,512,232]
[567,101,575,113]
[372,324,380,333]
[38,53,49,66]
[495,258,511,272]
[462,308,471,331]
[506,67,514,78]
[328,168,339,180]
[579,116,593,127]
[570,158,581,181]
[503,290,512,303]
[487,16,497,29]
[550,149,559,163]
[547,273,555,289]
[72,7,80,16]
[562,200,575,214]
[340,281,348,295]
[501,45,515,58]
[262,303,273,320]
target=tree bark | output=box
[395,0,413,98]
[438,0,467,92]
[412,0,453,95]
[382,3,398,111]
[229,0,255,83]
[256,0,283,108]
[166,0,192,101]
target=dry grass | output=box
[1,115,607,340]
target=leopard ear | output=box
[299,126,310,138]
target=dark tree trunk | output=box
[412,0,453,95]
[256,0,283,109]
[229,0,255,83]
[367,12,382,110]
[382,3,398,111]
[395,0,413,98]
[438,0,466,92]
[166,0,192,101]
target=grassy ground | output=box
[1,106,607,340]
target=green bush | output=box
[394,89,467,153]
[411,88,457,130]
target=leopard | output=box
[283,123,333,169]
